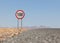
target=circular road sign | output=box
[15,10,25,19]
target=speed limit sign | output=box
[15,10,25,29]
[15,10,25,19]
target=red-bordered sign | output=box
[15,10,25,19]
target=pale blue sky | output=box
[0,0,60,28]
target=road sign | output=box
[15,10,25,19]
[15,10,25,29]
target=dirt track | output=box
[0,28,60,43]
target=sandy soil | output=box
[0,28,28,40]
[1,29,60,43]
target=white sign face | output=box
[16,11,23,18]
[15,10,25,19]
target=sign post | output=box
[17,19,19,29]
[15,10,25,29]
[21,19,22,29]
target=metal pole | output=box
[21,19,22,29]
[17,19,19,29]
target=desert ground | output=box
[0,28,60,43]
[0,28,28,40]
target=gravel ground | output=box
[1,29,60,43]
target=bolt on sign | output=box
[15,10,25,29]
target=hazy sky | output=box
[0,0,60,28]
